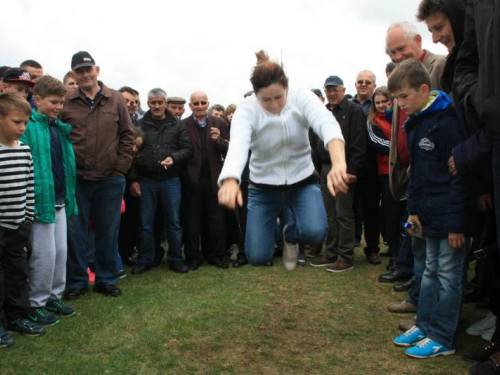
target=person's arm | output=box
[25,151,35,222]
[366,120,390,155]
[346,106,367,178]
[115,95,135,176]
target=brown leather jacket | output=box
[388,50,446,199]
[183,115,229,194]
[59,82,134,181]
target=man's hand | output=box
[407,215,422,236]
[210,127,221,144]
[477,193,493,212]
[327,162,349,196]
[218,178,243,210]
[346,174,357,184]
[448,233,465,248]
[447,155,457,176]
[130,182,141,197]
[161,157,174,168]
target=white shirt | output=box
[218,88,344,186]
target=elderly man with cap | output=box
[167,96,186,119]
[59,51,134,299]
[1,68,34,99]
[310,75,366,273]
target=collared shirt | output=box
[352,95,372,116]
[84,82,103,109]
[193,114,208,128]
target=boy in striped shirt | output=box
[0,93,45,348]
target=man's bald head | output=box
[189,91,210,120]
[355,70,376,102]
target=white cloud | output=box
[0,0,447,109]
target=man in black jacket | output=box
[311,75,366,273]
[128,88,193,274]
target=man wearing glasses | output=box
[182,91,230,270]
[119,86,140,123]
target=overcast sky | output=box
[0,0,447,109]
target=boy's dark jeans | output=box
[0,221,31,327]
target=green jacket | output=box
[20,109,78,223]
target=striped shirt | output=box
[0,141,35,229]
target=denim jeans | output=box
[138,177,183,264]
[245,183,327,265]
[407,237,426,305]
[416,237,469,348]
[67,176,125,289]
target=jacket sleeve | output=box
[366,120,390,156]
[170,123,194,166]
[215,121,229,156]
[441,117,475,234]
[453,126,493,175]
[115,95,135,176]
[346,105,367,176]
[126,159,139,183]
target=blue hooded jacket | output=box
[406,91,475,238]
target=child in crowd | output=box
[367,87,406,262]
[0,93,45,348]
[1,68,34,100]
[19,76,78,326]
[389,60,475,358]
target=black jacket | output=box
[316,97,366,176]
[128,109,193,181]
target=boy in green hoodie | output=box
[388,59,475,358]
[20,76,78,326]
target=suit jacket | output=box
[183,115,229,194]
[388,50,446,199]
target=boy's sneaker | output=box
[119,270,127,279]
[393,326,426,347]
[282,226,299,271]
[45,300,76,318]
[8,318,45,336]
[405,338,455,358]
[0,327,14,348]
[27,307,60,326]
[467,312,497,336]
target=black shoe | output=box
[380,250,394,258]
[209,258,229,269]
[378,270,412,283]
[152,247,165,267]
[8,318,45,336]
[122,257,137,267]
[131,263,152,275]
[63,287,89,301]
[93,284,122,297]
[187,260,203,271]
[386,257,396,271]
[233,258,249,268]
[0,327,14,348]
[463,342,500,362]
[169,261,189,274]
[393,278,415,292]
[470,352,500,374]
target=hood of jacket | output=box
[415,90,453,118]
[442,0,467,47]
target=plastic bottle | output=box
[403,221,425,240]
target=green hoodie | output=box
[20,109,78,223]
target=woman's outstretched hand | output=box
[218,178,243,210]
[327,162,349,196]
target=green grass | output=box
[1,248,483,375]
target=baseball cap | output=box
[2,68,34,87]
[167,96,186,104]
[324,76,344,87]
[71,51,96,70]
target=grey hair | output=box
[385,22,419,55]
[357,70,377,84]
[147,88,167,101]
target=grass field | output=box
[1,248,483,375]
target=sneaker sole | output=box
[393,340,414,347]
[326,266,354,273]
[310,263,335,267]
[8,330,45,337]
[406,349,455,359]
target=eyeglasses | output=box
[357,80,373,85]
[192,101,207,106]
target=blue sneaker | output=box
[405,338,456,358]
[393,326,426,347]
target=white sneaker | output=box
[466,312,497,336]
[282,226,299,271]
[481,326,496,342]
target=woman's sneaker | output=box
[27,307,60,326]
[405,338,455,358]
[0,327,14,348]
[282,226,299,271]
[393,326,426,347]
[8,318,45,336]
[45,300,76,318]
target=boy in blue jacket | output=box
[388,59,475,359]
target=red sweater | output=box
[374,113,392,175]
